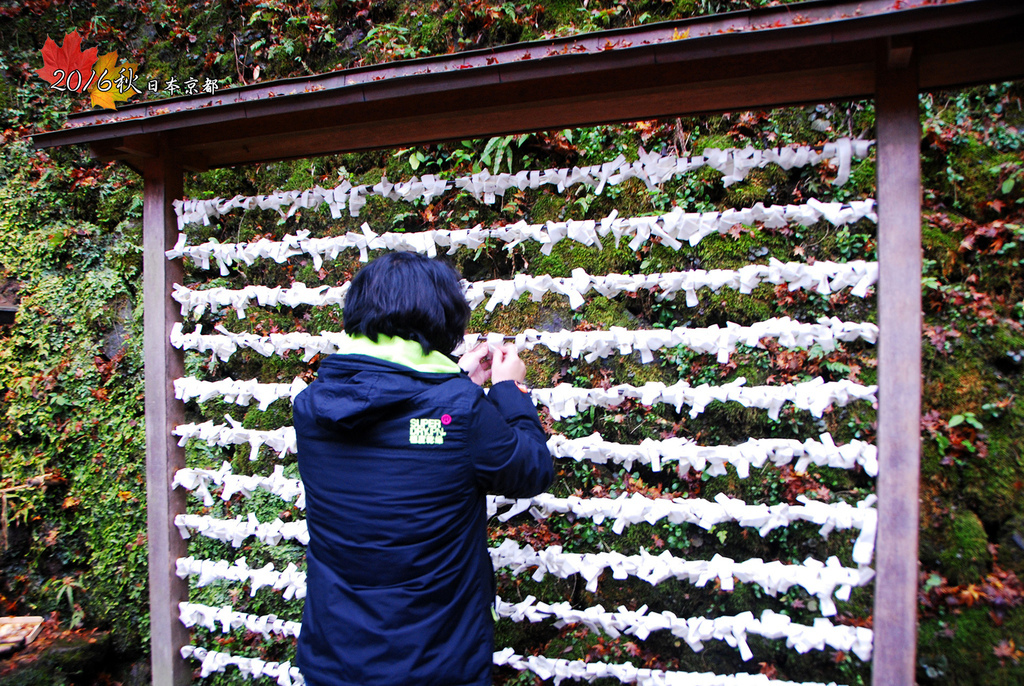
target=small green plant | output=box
[51,576,86,628]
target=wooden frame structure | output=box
[33,1,1024,684]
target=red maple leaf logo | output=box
[36,31,98,93]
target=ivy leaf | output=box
[35,31,98,92]
[89,52,140,110]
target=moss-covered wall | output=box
[1,2,1022,685]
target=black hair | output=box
[343,252,471,355]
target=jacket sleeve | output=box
[466,380,554,498]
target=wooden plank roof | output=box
[32,0,1024,169]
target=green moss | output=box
[962,437,1024,526]
[521,233,636,278]
[722,166,786,208]
[581,296,636,329]
[919,607,1024,685]
[938,510,991,585]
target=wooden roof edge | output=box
[31,0,1022,154]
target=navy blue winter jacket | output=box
[294,335,553,686]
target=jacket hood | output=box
[299,333,463,431]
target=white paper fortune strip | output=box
[175,556,306,600]
[172,138,873,227]
[493,647,841,686]
[180,645,304,685]
[165,199,877,271]
[179,601,302,639]
[490,540,873,617]
[172,464,876,564]
[173,375,876,421]
[172,316,877,364]
[173,419,877,476]
[495,596,872,661]
[170,260,878,318]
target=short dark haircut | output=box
[343,252,470,355]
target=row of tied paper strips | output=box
[172,138,877,686]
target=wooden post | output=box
[143,151,191,686]
[872,41,922,686]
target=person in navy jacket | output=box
[294,252,554,686]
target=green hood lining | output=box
[341,333,461,374]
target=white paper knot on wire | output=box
[174,512,309,547]
[547,433,877,476]
[180,645,304,685]
[489,492,877,563]
[172,139,872,228]
[495,597,872,661]
[166,199,877,272]
[173,376,307,411]
[489,539,873,616]
[179,601,302,640]
[169,260,877,319]
[176,555,307,600]
[173,417,296,462]
[173,461,305,509]
[493,647,843,685]
[455,316,876,365]
[532,377,877,421]
[174,316,877,365]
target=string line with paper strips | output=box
[170,132,878,685]
[166,199,876,272]
[172,139,872,228]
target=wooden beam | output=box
[143,151,190,686]
[872,42,922,686]
[32,0,1024,169]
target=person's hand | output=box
[458,343,492,386]
[490,344,526,385]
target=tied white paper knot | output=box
[176,556,306,600]
[173,461,305,509]
[174,376,307,411]
[532,377,877,421]
[454,317,877,365]
[489,493,877,563]
[180,645,304,685]
[547,433,877,477]
[494,597,872,661]
[173,417,296,462]
[179,601,301,640]
[490,540,873,616]
[174,512,309,547]
[493,647,843,685]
